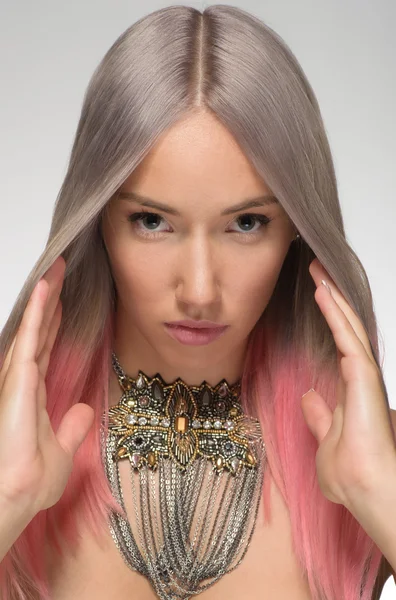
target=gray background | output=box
[0,2,395,596]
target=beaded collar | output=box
[104,351,260,474]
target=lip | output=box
[165,320,227,329]
[164,323,228,346]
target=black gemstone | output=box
[152,381,164,402]
[201,388,212,406]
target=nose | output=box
[174,233,221,313]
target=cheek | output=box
[102,216,171,311]
[232,244,289,317]
[109,244,168,303]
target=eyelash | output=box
[127,210,272,240]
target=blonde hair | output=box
[0,5,387,599]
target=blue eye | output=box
[233,214,271,233]
[127,210,272,239]
[128,211,165,231]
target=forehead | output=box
[119,111,274,206]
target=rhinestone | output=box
[223,441,235,455]
[147,451,157,467]
[150,416,159,426]
[126,414,137,425]
[246,451,256,466]
[229,407,238,417]
[224,420,235,431]
[203,420,212,429]
[152,381,164,402]
[126,399,136,408]
[218,383,228,397]
[213,420,222,429]
[175,415,188,433]
[161,418,170,427]
[216,400,226,412]
[153,434,163,443]
[230,457,240,472]
[192,419,201,429]
[131,453,142,468]
[122,378,132,391]
[201,388,212,406]
[138,416,147,425]
[133,436,144,447]
[116,447,128,458]
[136,374,145,389]
[215,455,224,470]
[139,395,150,407]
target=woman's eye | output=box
[127,211,169,238]
[230,214,272,235]
[127,211,272,239]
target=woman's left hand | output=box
[301,257,396,513]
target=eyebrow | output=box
[116,191,279,216]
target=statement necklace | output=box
[100,351,267,600]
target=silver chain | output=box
[100,352,267,599]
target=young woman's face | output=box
[101,111,296,385]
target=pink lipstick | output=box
[164,321,228,346]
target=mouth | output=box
[165,320,227,329]
[164,323,228,346]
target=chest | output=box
[46,466,312,600]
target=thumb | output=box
[301,388,333,443]
[56,403,95,457]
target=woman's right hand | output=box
[0,256,95,515]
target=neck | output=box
[108,351,243,409]
[110,353,246,389]
[113,351,241,385]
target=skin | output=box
[303,263,396,576]
[1,106,395,588]
[100,108,396,494]
[101,110,296,397]
[100,111,396,572]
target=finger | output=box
[36,276,63,360]
[301,388,333,443]
[36,259,66,358]
[9,279,49,368]
[314,283,372,365]
[0,257,65,391]
[336,370,347,406]
[389,409,396,438]
[0,335,17,393]
[36,300,62,441]
[37,300,62,381]
[309,259,374,361]
[55,403,95,459]
[36,301,62,416]
[0,281,46,441]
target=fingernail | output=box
[321,279,332,297]
[302,387,315,397]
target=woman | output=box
[0,4,394,599]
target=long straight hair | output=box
[0,5,388,599]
